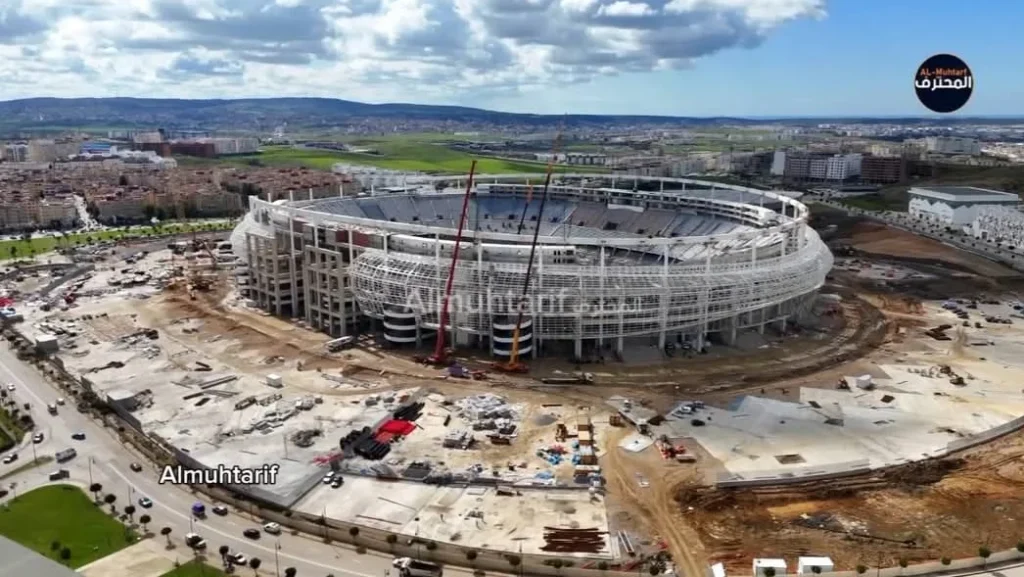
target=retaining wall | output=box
[716,459,872,489]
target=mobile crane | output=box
[492,132,562,374]
[416,160,477,367]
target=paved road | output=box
[0,344,406,577]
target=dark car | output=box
[130,462,143,472]
[243,528,260,539]
[212,505,229,516]
[71,432,86,441]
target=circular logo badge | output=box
[915,54,973,113]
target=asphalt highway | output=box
[0,343,411,577]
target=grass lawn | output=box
[837,194,906,212]
[0,484,136,568]
[160,560,228,577]
[0,221,234,262]
[223,142,609,174]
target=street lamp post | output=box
[88,457,94,486]
[275,540,281,577]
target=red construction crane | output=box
[421,160,477,366]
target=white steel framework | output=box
[235,174,833,357]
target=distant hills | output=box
[0,97,1019,133]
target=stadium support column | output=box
[658,244,669,350]
[575,269,583,359]
[777,227,790,333]
[660,178,665,193]
[477,239,485,351]
[305,227,317,328]
[598,246,606,349]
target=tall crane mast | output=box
[421,160,477,366]
[494,129,563,373]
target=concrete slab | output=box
[78,539,176,577]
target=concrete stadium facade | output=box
[232,174,833,359]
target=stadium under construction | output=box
[230,174,834,360]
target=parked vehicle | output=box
[392,558,443,577]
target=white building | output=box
[925,136,981,156]
[1,144,28,162]
[753,558,787,577]
[796,557,834,575]
[770,151,787,176]
[825,154,862,181]
[908,186,1021,226]
[970,205,1024,244]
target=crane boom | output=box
[500,128,563,371]
[429,160,478,364]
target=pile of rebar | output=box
[540,527,607,553]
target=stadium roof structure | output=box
[0,536,84,577]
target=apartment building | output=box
[860,155,906,184]
[209,138,260,156]
[825,154,862,181]
[1,144,28,162]
[27,140,80,163]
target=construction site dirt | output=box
[679,430,1024,573]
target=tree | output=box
[103,494,117,513]
[60,547,71,561]
[940,558,951,566]
[980,546,992,566]
[8,246,17,260]
[898,558,908,573]
[160,527,172,546]
[284,568,297,577]
[50,540,61,553]
[386,534,398,550]
[1017,541,1024,553]
[124,505,136,520]
[348,526,359,542]
[219,545,230,563]
[598,561,610,571]
[855,565,867,575]
[426,542,437,552]
[507,555,522,568]
[466,550,478,564]
[139,514,151,532]
[550,560,564,571]
[249,557,262,575]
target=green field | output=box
[0,484,136,568]
[160,560,228,577]
[205,141,609,175]
[0,221,233,262]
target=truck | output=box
[540,372,594,385]
[191,502,206,518]
[55,448,77,463]
[48,469,70,481]
[392,558,443,577]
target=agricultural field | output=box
[216,140,609,174]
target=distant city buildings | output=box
[924,136,981,156]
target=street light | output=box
[275,540,281,577]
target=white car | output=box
[262,522,281,535]
[5,384,13,391]
[231,553,247,565]
[56,398,65,405]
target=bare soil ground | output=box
[846,221,1017,278]
[678,430,1024,573]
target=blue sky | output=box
[483,0,1020,117]
[0,0,1018,117]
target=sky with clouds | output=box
[0,0,1018,116]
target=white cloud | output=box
[0,0,826,103]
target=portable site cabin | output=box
[753,558,787,577]
[797,557,834,575]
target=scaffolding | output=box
[970,205,1024,245]
[237,174,834,353]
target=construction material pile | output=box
[454,394,519,438]
[540,527,608,553]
